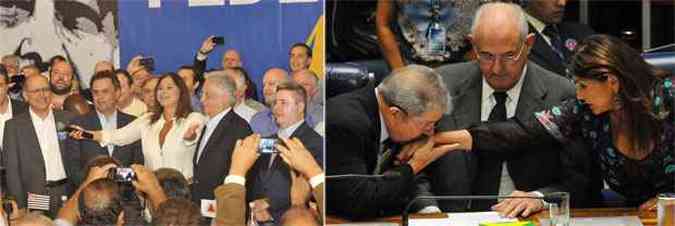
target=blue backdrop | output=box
[118,0,323,98]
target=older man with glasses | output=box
[433,2,585,217]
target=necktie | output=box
[489,92,507,121]
[542,25,566,61]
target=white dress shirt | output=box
[195,108,230,164]
[100,112,206,178]
[480,67,527,197]
[0,97,13,146]
[233,102,257,123]
[120,97,147,118]
[29,108,67,181]
[96,111,117,156]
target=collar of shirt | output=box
[277,119,304,139]
[29,107,55,125]
[374,88,389,143]
[206,107,231,127]
[481,66,528,119]
[96,110,118,128]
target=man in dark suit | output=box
[0,65,29,151]
[246,81,323,223]
[191,74,252,205]
[435,2,584,218]
[524,0,594,77]
[3,75,74,216]
[326,64,459,219]
[65,71,143,186]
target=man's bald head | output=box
[470,2,528,43]
[262,68,289,106]
[222,49,242,69]
[291,69,319,100]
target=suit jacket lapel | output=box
[528,23,562,69]
[194,111,232,165]
[515,63,547,120]
[450,72,482,127]
[54,111,70,167]
[21,115,47,183]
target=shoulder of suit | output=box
[436,61,480,94]
[559,22,595,37]
[527,62,576,94]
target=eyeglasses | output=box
[474,44,526,66]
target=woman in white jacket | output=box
[71,73,206,179]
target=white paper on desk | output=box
[538,216,643,226]
[409,211,516,226]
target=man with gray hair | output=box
[434,2,580,217]
[208,68,263,123]
[326,64,458,219]
[191,73,252,206]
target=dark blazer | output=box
[528,22,595,77]
[191,110,252,204]
[436,61,580,210]
[325,83,420,219]
[2,110,73,208]
[246,121,324,222]
[9,99,29,116]
[64,111,143,186]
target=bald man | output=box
[250,68,319,136]
[435,2,580,217]
[3,75,74,215]
[292,69,323,124]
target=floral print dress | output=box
[534,77,674,205]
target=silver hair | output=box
[377,64,449,116]
[471,2,529,41]
[205,74,237,107]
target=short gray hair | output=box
[205,74,237,107]
[377,65,449,116]
[471,2,529,41]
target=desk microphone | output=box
[401,194,566,226]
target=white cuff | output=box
[417,206,442,214]
[309,173,324,189]
[99,131,111,147]
[530,191,550,209]
[197,52,208,61]
[54,218,74,226]
[224,175,246,186]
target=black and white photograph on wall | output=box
[0,0,119,89]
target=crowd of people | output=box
[327,0,673,221]
[0,36,325,225]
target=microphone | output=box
[401,194,566,226]
[326,171,402,180]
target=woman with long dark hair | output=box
[439,34,673,211]
[71,73,206,179]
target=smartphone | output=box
[64,126,94,139]
[139,57,155,72]
[212,36,225,45]
[9,74,25,84]
[112,167,136,183]
[258,138,278,154]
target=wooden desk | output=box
[327,208,657,225]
